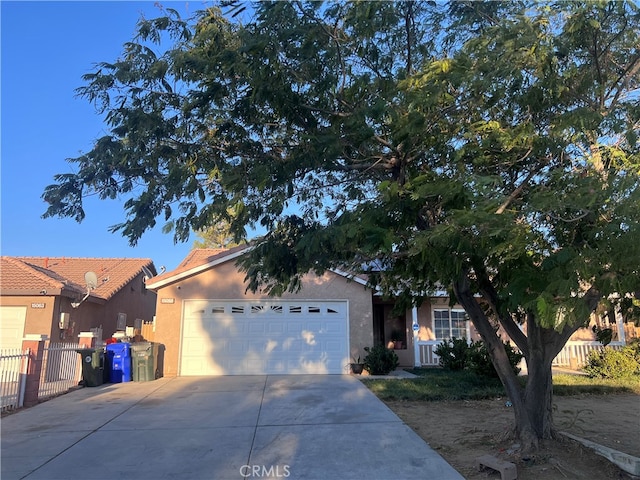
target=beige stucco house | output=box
[145,246,480,376]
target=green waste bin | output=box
[76,348,105,387]
[130,342,158,382]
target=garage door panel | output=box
[180,300,349,375]
[267,322,285,334]
[0,307,27,351]
[249,322,266,334]
[323,321,345,334]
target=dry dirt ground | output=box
[385,393,639,480]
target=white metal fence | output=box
[38,342,82,401]
[0,348,29,412]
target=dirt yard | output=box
[385,393,639,479]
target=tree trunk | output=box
[523,315,580,440]
[523,350,554,439]
[452,271,599,452]
[453,273,540,451]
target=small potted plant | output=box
[349,355,365,375]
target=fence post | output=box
[22,335,48,407]
[78,332,98,349]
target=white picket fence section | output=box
[416,340,442,366]
[37,342,82,401]
[551,341,624,368]
[0,348,29,412]
[416,339,623,369]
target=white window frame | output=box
[432,308,470,341]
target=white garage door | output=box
[0,306,27,350]
[180,300,349,375]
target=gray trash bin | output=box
[76,348,105,387]
[131,342,158,381]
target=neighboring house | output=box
[145,246,481,376]
[0,256,157,349]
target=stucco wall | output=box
[152,261,373,376]
[98,274,157,338]
[0,274,156,344]
[0,295,59,340]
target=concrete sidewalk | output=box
[1,375,463,480]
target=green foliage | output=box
[467,341,524,378]
[363,345,399,376]
[435,338,523,377]
[41,2,640,307]
[592,325,613,346]
[434,337,469,371]
[583,344,640,379]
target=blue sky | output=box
[1,1,219,272]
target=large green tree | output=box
[43,1,640,450]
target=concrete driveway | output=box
[2,375,463,480]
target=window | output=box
[433,309,468,340]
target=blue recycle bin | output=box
[106,343,132,383]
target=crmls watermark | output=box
[239,465,291,478]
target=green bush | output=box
[434,337,469,371]
[583,345,640,379]
[363,345,399,375]
[434,337,523,377]
[628,338,640,362]
[467,340,524,378]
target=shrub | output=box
[627,338,640,362]
[434,337,523,377]
[467,340,524,378]
[363,345,399,375]
[583,345,640,379]
[434,337,469,371]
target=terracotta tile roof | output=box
[0,257,76,294]
[0,256,156,300]
[177,248,227,270]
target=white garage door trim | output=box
[0,306,27,351]
[179,299,350,375]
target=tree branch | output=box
[495,158,535,214]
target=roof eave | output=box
[145,247,252,290]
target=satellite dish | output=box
[72,271,98,309]
[85,271,98,290]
